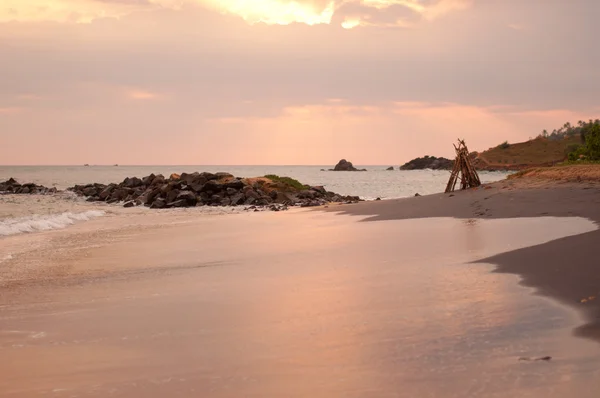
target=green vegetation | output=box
[538,119,600,141]
[264,175,307,190]
[567,121,600,162]
[498,141,510,149]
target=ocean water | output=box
[0,165,508,237]
[0,165,508,200]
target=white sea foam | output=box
[0,210,105,237]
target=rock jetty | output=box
[68,172,362,209]
[331,159,366,171]
[0,178,57,194]
[400,156,453,170]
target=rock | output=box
[63,171,363,211]
[82,186,98,197]
[220,197,232,206]
[151,175,166,186]
[99,184,116,200]
[200,172,218,181]
[215,172,234,180]
[110,188,129,201]
[170,173,181,180]
[150,198,167,209]
[177,191,197,206]
[376,197,381,201]
[333,159,365,171]
[415,193,421,197]
[201,180,223,193]
[297,190,315,199]
[167,199,187,208]
[386,166,394,170]
[230,193,245,205]
[224,179,245,190]
[400,156,453,170]
[166,189,180,204]
[123,177,143,188]
[142,174,156,186]
[245,189,261,200]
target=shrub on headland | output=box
[263,175,307,190]
[567,121,600,162]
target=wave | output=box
[0,210,105,237]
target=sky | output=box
[1,0,599,165]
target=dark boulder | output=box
[123,177,143,188]
[99,184,116,200]
[400,156,453,170]
[200,172,218,181]
[230,193,245,205]
[215,172,234,180]
[177,191,197,206]
[151,174,166,186]
[386,166,394,171]
[333,159,366,171]
[82,186,98,197]
[123,201,136,208]
[166,189,180,204]
[150,198,167,209]
[224,179,245,190]
[142,174,156,186]
[220,197,232,206]
[167,199,187,208]
[201,180,223,193]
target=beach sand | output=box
[326,177,600,342]
[1,178,600,397]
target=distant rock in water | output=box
[332,159,367,171]
[386,166,394,171]
[68,172,363,210]
[0,178,57,195]
[400,156,453,170]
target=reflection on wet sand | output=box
[1,211,599,397]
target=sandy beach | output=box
[328,176,600,342]
[1,175,600,397]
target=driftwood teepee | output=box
[445,139,481,193]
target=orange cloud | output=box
[0,107,24,115]
[0,0,472,28]
[127,89,162,100]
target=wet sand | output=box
[326,178,600,342]
[1,180,600,397]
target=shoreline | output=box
[324,177,600,343]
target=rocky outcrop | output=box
[68,172,362,209]
[386,166,394,171]
[400,156,453,170]
[0,178,58,195]
[331,159,366,171]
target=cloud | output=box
[127,89,163,100]
[0,0,471,27]
[0,107,24,115]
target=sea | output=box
[0,165,508,237]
